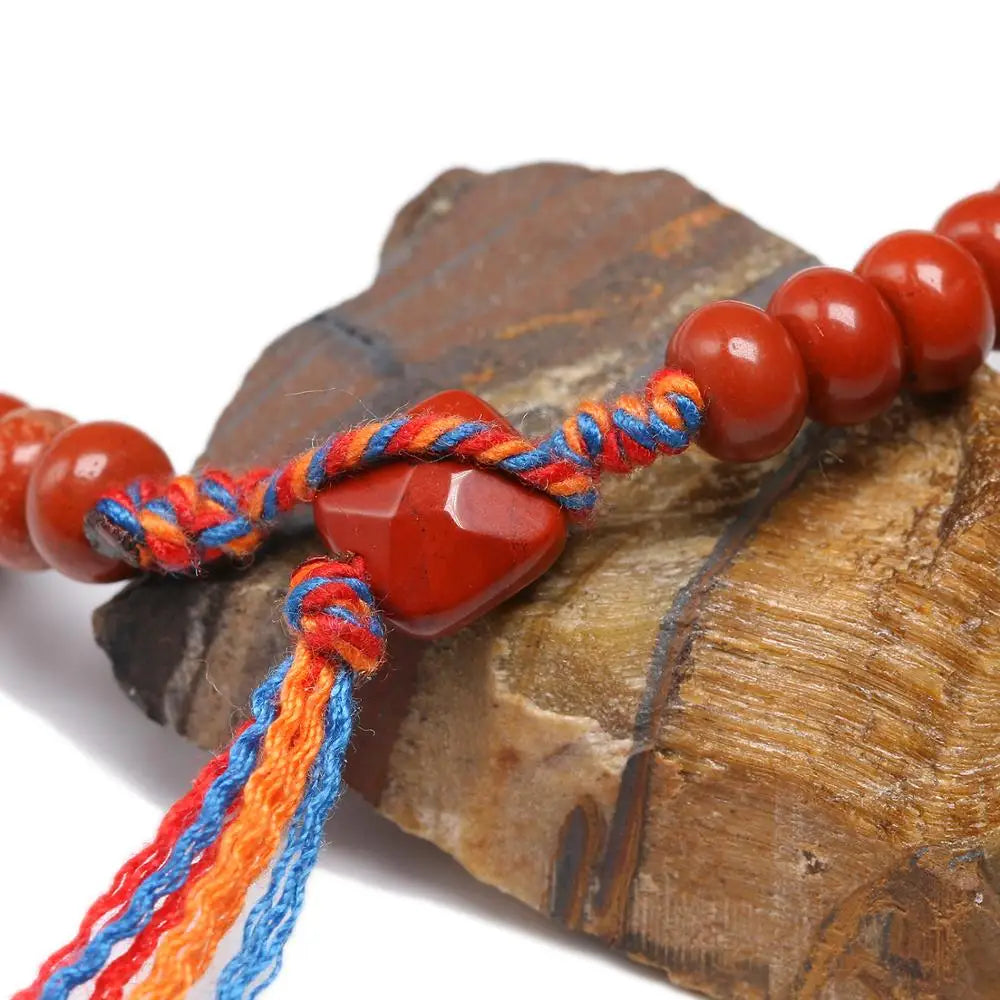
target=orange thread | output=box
[130,645,335,999]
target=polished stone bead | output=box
[26,420,173,582]
[666,299,808,462]
[856,230,995,392]
[0,394,25,420]
[313,390,568,639]
[768,267,904,425]
[0,408,75,570]
[935,190,1000,344]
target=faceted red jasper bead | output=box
[0,408,75,571]
[767,267,904,425]
[856,230,995,393]
[0,394,26,420]
[665,300,808,462]
[26,421,173,583]
[935,190,1000,344]
[313,390,568,639]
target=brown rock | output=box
[94,164,1000,998]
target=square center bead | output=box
[313,390,567,639]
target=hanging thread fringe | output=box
[19,369,704,999]
[19,556,385,1000]
[86,368,704,574]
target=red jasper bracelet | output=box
[6,184,1000,1000]
[3,187,999,591]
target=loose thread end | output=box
[22,556,386,1000]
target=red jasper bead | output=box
[26,421,173,583]
[0,394,26,420]
[313,390,568,639]
[856,230,995,393]
[665,300,808,462]
[935,190,1000,343]
[767,267,904,425]
[0,408,75,571]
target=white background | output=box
[1,3,998,997]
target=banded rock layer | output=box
[96,164,1000,998]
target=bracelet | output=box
[6,184,1000,999]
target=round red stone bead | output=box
[26,420,173,583]
[0,394,26,420]
[767,267,904,426]
[314,390,568,639]
[665,300,808,462]
[935,190,1000,344]
[856,230,995,393]
[0,408,75,571]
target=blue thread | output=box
[429,420,489,453]
[94,498,143,538]
[200,478,240,513]
[560,488,598,512]
[496,447,550,473]
[200,515,255,548]
[325,575,376,606]
[261,475,281,523]
[612,409,658,452]
[668,393,702,433]
[40,659,294,1000]
[305,439,332,491]
[576,412,604,460]
[322,606,361,626]
[143,498,178,523]
[545,429,588,468]
[284,575,379,634]
[282,576,333,631]
[646,409,690,451]
[215,670,355,1000]
[362,417,407,463]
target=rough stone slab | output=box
[95,164,1000,997]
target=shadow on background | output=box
[0,569,667,992]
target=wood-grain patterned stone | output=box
[94,164,1000,998]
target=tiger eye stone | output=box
[313,390,568,639]
[0,408,75,570]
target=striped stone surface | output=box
[96,164,1000,998]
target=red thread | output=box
[14,731,246,1000]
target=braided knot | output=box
[85,367,704,575]
[86,468,274,574]
[282,556,386,675]
[548,369,703,475]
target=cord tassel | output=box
[216,669,355,999]
[21,556,385,1000]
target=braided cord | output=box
[215,669,355,999]
[87,368,703,574]
[21,368,704,1000]
[13,742,240,1000]
[23,557,386,1000]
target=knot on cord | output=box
[282,556,386,676]
[85,367,704,575]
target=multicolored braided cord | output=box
[19,557,385,1000]
[86,368,704,574]
[19,368,703,1000]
